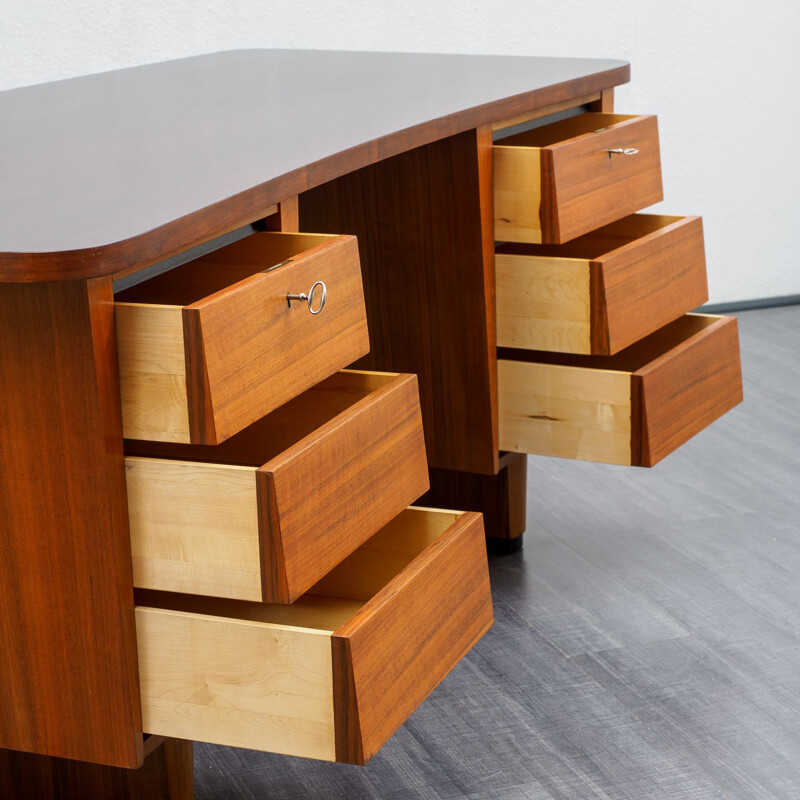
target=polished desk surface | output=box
[0,49,628,281]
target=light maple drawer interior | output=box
[125,370,429,604]
[494,112,663,244]
[115,231,369,445]
[136,506,492,765]
[496,214,708,355]
[498,314,742,466]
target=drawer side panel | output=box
[127,457,263,601]
[137,608,336,761]
[116,303,190,442]
[498,359,632,464]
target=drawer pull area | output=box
[287,279,327,314]
[136,507,493,764]
[494,112,663,244]
[126,370,429,604]
[116,232,368,445]
[496,214,709,355]
[499,314,742,466]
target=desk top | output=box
[0,49,628,282]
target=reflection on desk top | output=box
[0,49,628,282]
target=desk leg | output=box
[0,738,193,800]
[419,453,527,553]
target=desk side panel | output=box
[300,128,499,474]
[0,280,143,767]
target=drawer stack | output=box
[493,112,743,466]
[115,227,492,764]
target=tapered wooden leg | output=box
[0,737,194,800]
[419,453,527,553]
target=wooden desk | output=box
[0,50,741,796]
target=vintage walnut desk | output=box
[0,50,742,797]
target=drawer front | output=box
[498,314,742,466]
[496,214,708,355]
[494,113,663,244]
[117,232,370,444]
[126,371,429,603]
[136,507,492,764]
[632,315,742,466]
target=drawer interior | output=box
[496,214,689,260]
[495,112,641,148]
[136,506,461,629]
[126,369,398,463]
[116,232,336,306]
[127,369,428,604]
[500,313,718,373]
[136,506,490,763]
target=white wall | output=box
[4,0,799,303]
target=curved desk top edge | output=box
[0,49,629,283]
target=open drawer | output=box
[116,232,369,444]
[496,214,708,354]
[125,371,429,604]
[136,507,492,765]
[498,314,742,466]
[494,113,663,244]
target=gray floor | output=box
[195,306,800,800]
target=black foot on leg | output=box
[485,534,523,556]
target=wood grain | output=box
[330,509,492,764]
[126,371,429,602]
[595,215,708,353]
[187,233,369,443]
[136,604,337,761]
[300,128,499,474]
[116,303,190,442]
[127,457,264,601]
[494,142,543,243]
[264,197,298,232]
[116,232,370,444]
[543,114,663,243]
[498,358,633,465]
[495,252,591,351]
[494,113,663,244]
[634,315,742,466]
[589,87,615,112]
[496,214,708,354]
[0,280,143,767]
[0,739,193,800]
[257,372,429,603]
[499,314,743,466]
